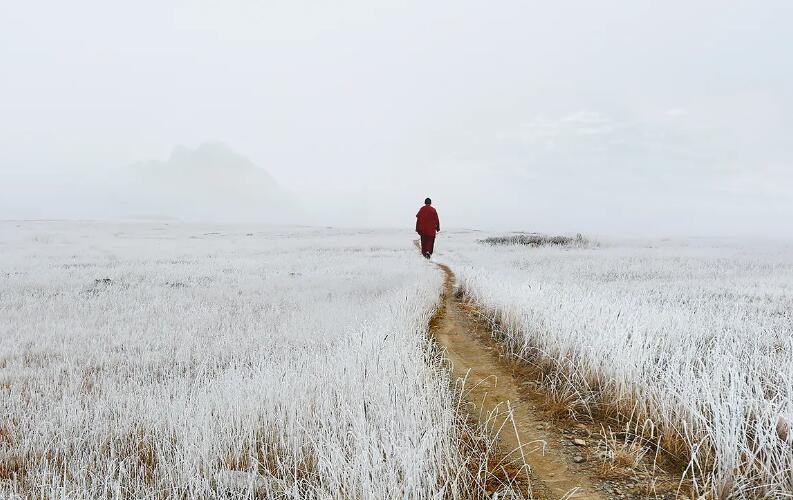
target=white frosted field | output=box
[0,222,494,499]
[5,222,792,499]
[439,232,793,498]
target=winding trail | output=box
[428,261,605,500]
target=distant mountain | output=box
[111,142,294,222]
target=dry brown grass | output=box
[0,425,12,446]
[458,292,697,496]
[598,428,649,467]
[224,430,318,484]
[458,413,532,499]
[0,453,24,485]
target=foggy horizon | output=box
[2,1,792,237]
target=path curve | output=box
[428,260,605,500]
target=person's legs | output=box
[420,235,432,258]
[427,236,435,256]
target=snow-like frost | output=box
[439,232,793,498]
[0,222,479,499]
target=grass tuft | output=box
[479,233,592,248]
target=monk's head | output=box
[425,198,432,205]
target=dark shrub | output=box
[479,233,592,247]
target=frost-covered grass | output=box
[0,222,496,499]
[479,233,591,248]
[439,232,793,498]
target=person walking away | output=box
[416,198,440,258]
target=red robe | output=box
[416,205,440,255]
[416,205,440,237]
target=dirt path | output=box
[429,261,606,500]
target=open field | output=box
[0,222,502,499]
[4,222,793,499]
[440,232,793,498]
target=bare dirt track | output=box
[428,261,606,500]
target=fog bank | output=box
[2,1,791,236]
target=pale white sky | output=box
[1,1,791,235]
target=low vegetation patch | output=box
[480,233,592,247]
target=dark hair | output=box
[425,198,432,205]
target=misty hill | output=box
[113,142,293,222]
